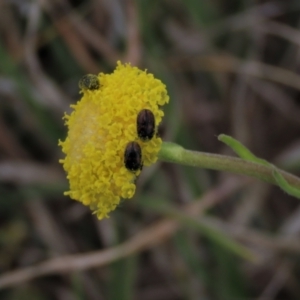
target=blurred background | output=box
[1,0,300,299]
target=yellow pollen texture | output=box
[59,62,169,219]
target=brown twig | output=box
[0,178,244,289]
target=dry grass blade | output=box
[0,161,65,185]
[24,3,70,114]
[169,54,300,91]
[36,0,100,73]
[37,0,120,67]
[201,216,300,255]
[124,0,142,65]
[205,1,287,37]
[249,79,300,126]
[0,178,245,289]
[258,20,300,47]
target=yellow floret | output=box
[59,62,169,219]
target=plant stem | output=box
[158,142,300,189]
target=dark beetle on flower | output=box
[124,141,143,172]
[137,109,155,141]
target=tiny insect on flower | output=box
[78,74,100,90]
[124,141,143,172]
[137,109,156,141]
[59,61,169,219]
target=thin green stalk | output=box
[158,142,300,190]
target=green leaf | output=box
[272,169,300,199]
[218,134,270,166]
[218,134,300,198]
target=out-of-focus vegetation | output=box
[1,0,300,299]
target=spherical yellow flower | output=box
[59,62,169,219]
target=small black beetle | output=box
[124,142,143,172]
[79,74,100,91]
[137,109,155,141]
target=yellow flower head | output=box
[59,62,169,219]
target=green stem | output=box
[158,142,300,189]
